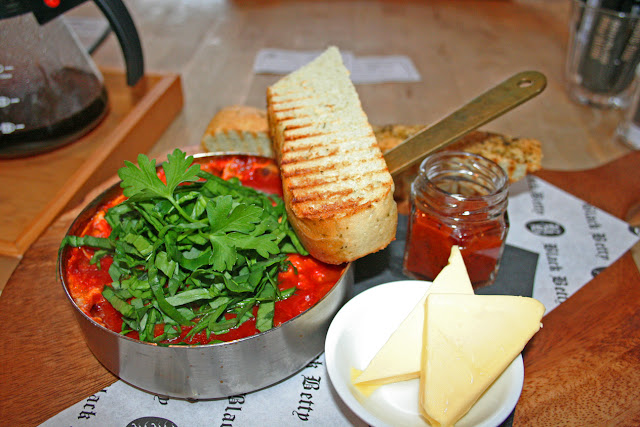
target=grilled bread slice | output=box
[267,47,397,264]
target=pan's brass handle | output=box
[383,71,547,176]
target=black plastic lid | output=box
[0,0,88,23]
[0,0,30,20]
[0,0,144,87]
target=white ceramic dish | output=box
[325,280,524,427]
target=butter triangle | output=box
[420,294,545,426]
[353,246,473,391]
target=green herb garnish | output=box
[61,149,308,343]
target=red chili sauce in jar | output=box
[63,155,346,345]
[403,210,507,286]
[402,151,509,288]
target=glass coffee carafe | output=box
[0,0,143,158]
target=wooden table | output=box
[1,1,639,425]
[86,0,632,170]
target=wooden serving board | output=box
[0,151,639,426]
[514,150,640,425]
[0,69,183,258]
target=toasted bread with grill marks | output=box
[267,47,397,264]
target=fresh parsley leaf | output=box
[118,150,201,223]
[118,149,200,202]
[118,154,166,201]
[163,149,201,195]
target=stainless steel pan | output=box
[58,152,353,400]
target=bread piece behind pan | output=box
[267,47,397,264]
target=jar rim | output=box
[417,150,509,200]
[571,0,639,20]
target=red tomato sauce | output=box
[63,155,345,345]
[403,209,505,286]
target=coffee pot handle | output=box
[28,0,145,86]
[93,0,144,86]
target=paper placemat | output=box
[41,175,639,426]
[253,48,421,84]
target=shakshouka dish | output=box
[60,150,346,345]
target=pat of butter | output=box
[420,294,545,427]
[350,368,379,397]
[353,246,473,388]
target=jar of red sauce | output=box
[403,151,509,288]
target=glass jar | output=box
[403,151,509,288]
[616,66,640,150]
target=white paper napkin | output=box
[253,48,421,84]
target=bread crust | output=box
[373,125,543,215]
[204,105,268,134]
[373,125,543,181]
[282,185,397,264]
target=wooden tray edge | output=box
[0,71,183,257]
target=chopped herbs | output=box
[60,149,308,343]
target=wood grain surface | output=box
[0,152,638,426]
[71,0,632,171]
[0,207,118,426]
[514,151,640,426]
[0,70,183,258]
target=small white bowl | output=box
[325,280,524,427]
